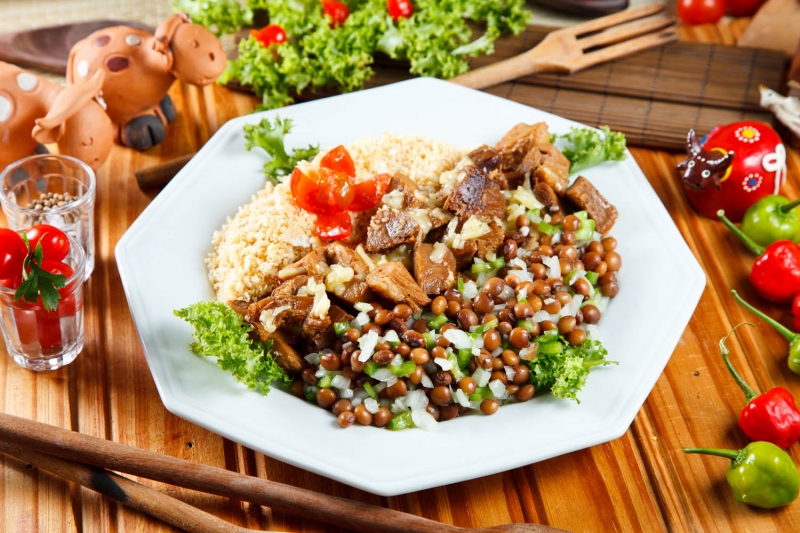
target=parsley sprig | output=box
[14,234,66,312]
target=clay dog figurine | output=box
[678,122,786,222]
[66,12,226,151]
[0,61,113,171]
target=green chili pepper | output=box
[585,271,599,285]
[473,320,498,335]
[537,221,560,236]
[516,319,536,333]
[390,360,416,377]
[333,321,350,338]
[741,195,800,247]
[457,348,473,369]
[428,313,448,330]
[423,331,436,350]
[732,290,800,375]
[469,386,494,402]
[363,382,377,400]
[457,277,465,293]
[364,361,380,377]
[388,410,415,430]
[684,442,800,509]
[317,374,333,388]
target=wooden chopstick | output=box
[0,412,462,533]
[0,441,256,533]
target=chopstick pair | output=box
[0,412,569,533]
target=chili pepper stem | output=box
[719,321,759,403]
[731,290,797,342]
[683,447,739,460]
[779,198,800,214]
[717,210,765,256]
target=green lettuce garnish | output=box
[243,116,319,184]
[552,126,627,175]
[174,301,291,395]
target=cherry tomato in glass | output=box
[726,0,766,16]
[320,145,356,177]
[0,228,27,280]
[25,224,70,261]
[792,293,800,332]
[317,168,355,211]
[315,210,352,241]
[348,173,391,212]
[677,0,725,25]
[0,276,20,290]
[250,24,287,47]
[322,0,350,27]
[387,0,413,20]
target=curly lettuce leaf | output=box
[528,332,615,402]
[553,126,628,175]
[172,0,253,36]
[174,301,292,395]
[242,116,319,183]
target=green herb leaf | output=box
[172,0,253,36]
[174,301,292,395]
[553,126,627,175]
[243,116,319,184]
[14,236,66,312]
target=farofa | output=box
[207,134,467,303]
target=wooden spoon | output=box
[0,412,568,533]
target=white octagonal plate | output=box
[116,78,705,496]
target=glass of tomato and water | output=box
[0,155,95,371]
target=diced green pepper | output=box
[391,360,417,377]
[526,209,541,222]
[574,210,588,221]
[364,361,380,377]
[516,319,536,333]
[538,342,563,355]
[457,348,473,369]
[469,386,494,402]
[428,313,448,330]
[471,261,493,275]
[388,410,415,431]
[473,320,498,335]
[585,271,599,284]
[575,218,595,241]
[564,269,580,285]
[457,277,465,293]
[317,374,333,388]
[363,382,378,400]
[333,322,350,338]
[448,353,465,381]
[423,331,436,350]
[489,257,506,271]
[537,221,561,236]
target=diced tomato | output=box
[315,210,352,241]
[320,145,356,177]
[322,0,350,27]
[387,0,413,20]
[250,24,287,47]
[317,168,355,211]
[291,167,330,215]
[348,173,391,212]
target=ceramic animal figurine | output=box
[66,12,226,151]
[760,84,800,137]
[678,121,787,222]
[0,61,113,171]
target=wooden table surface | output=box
[2,16,800,533]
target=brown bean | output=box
[332,399,353,416]
[602,236,618,252]
[582,251,602,271]
[480,399,499,415]
[373,349,394,365]
[504,274,520,289]
[374,309,394,326]
[425,404,440,421]
[473,291,495,314]
[563,215,580,232]
[516,214,531,229]
[582,304,601,324]
[538,244,554,257]
[605,251,622,272]
[481,313,498,325]
[412,319,429,333]
[476,352,493,369]
[342,365,358,380]
[316,388,337,409]
[434,371,452,386]
[438,403,459,421]
[561,231,577,245]
[516,384,535,402]
[491,370,508,385]
[483,329,501,352]
[513,302,534,319]
[373,406,392,427]
[430,385,453,406]
[508,327,530,349]
[431,296,447,316]
[513,364,530,384]
[408,348,429,365]
[484,277,506,298]
[601,281,619,297]
[543,300,561,314]
[568,328,587,346]
[446,300,462,318]
[502,350,520,366]
[444,288,462,302]
[492,357,506,371]
[337,411,356,428]
[503,240,518,261]
[291,379,305,397]
[593,261,608,277]
[386,380,408,398]
[350,352,366,372]
[573,277,592,296]
[395,342,411,357]
[498,321,513,336]
[459,376,477,395]
[588,241,604,254]
[528,297,543,313]
[532,280,551,296]
[408,365,425,385]
[353,404,373,425]
[457,309,479,329]
[531,263,547,280]
[343,328,361,343]
[319,352,342,371]
[554,290,572,306]
[403,331,424,348]
[388,318,409,334]
[558,316,577,335]
[431,345,447,360]
[362,323,381,335]
[302,368,318,385]
[540,320,558,332]
[393,303,413,320]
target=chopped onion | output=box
[355,312,370,327]
[354,302,374,313]
[551,232,562,245]
[409,209,433,235]
[498,284,515,301]
[372,368,396,382]
[357,330,379,362]
[510,269,533,282]
[373,382,387,393]
[520,226,530,237]
[584,324,600,340]
[504,365,515,382]
[304,352,320,365]
[489,379,509,400]
[544,298,556,305]
[532,310,550,323]
[454,388,471,407]
[430,242,448,263]
[382,190,405,209]
[405,390,429,411]
[435,357,453,371]
[542,255,561,279]
[411,409,438,430]
[383,330,400,344]
[391,354,403,367]
[596,295,611,313]
[339,388,354,399]
[352,397,362,406]
[364,398,380,414]
[491,347,503,357]
[512,186,544,210]
[519,347,535,361]
[510,258,527,270]
[443,329,472,350]
[420,373,434,388]
[472,367,491,387]
[331,375,351,391]
[561,294,584,317]
[391,398,407,414]
[315,367,328,379]
[462,281,479,301]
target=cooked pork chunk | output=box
[453,240,478,271]
[495,122,551,172]
[387,172,424,209]
[366,262,431,312]
[535,144,570,196]
[365,207,420,253]
[270,329,307,374]
[468,145,502,174]
[443,166,506,220]
[565,176,618,233]
[271,275,312,298]
[278,247,329,280]
[413,242,456,296]
[476,221,506,260]
[533,182,561,213]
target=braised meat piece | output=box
[365,207,420,253]
[324,242,374,306]
[326,242,369,276]
[302,313,333,352]
[227,299,250,317]
[516,147,542,188]
[495,122,551,173]
[272,275,311,298]
[247,296,314,338]
[453,240,478,271]
[278,247,329,280]
[343,207,377,247]
[476,221,506,259]
[443,166,506,220]
[535,144,570,196]
[413,242,456,296]
[565,176,618,233]
[388,172,424,209]
[469,145,502,174]
[366,262,431,313]
[534,182,561,213]
[270,329,307,374]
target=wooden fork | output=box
[450,3,677,90]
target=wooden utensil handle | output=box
[0,412,462,533]
[449,51,550,90]
[135,153,194,190]
[0,442,252,533]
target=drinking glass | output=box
[0,154,96,278]
[0,234,86,371]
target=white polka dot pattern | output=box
[15,72,37,92]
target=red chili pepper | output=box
[719,210,800,303]
[719,323,800,449]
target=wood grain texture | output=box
[1,18,800,533]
